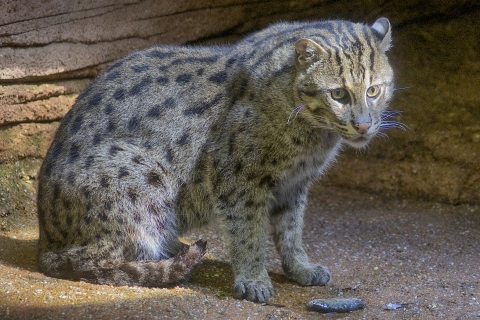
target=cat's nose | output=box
[354,122,371,134]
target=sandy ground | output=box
[1,185,479,319]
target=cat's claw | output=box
[233,276,274,303]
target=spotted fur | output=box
[38,18,395,302]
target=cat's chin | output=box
[343,136,371,149]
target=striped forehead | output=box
[310,21,380,85]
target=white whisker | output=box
[287,105,304,123]
[393,86,412,91]
[375,131,390,139]
[380,121,408,130]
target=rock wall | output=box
[0,0,479,227]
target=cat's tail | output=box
[39,239,207,287]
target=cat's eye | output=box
[330,88,350,104]
[331,88,347,100]
[366,85,381,98]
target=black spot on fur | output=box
[175,73,192,83]
[245,199,254,207]
[228,133,235,155]
[259,175,275,188]
[156,77,169,85]
[69,114,83,134]
[76,85,94,102]
[85,155,94,168]
[147,203,160,216]
[165,147,174,163]
[118,167,129,178]
[129,77,152,96]
[163,97,176,108]
[234,161,243,174]
[128,188,137,204]
[271,65,294,79]
[67,172,75,185]
[132,155,143,164]
[108,60,124,70]
[106,70,120,81]
[82,186,90,198]
[89,93,103,107]
[128,117,138,131]
[146,171,164,187]
[53,183,61,201]
[50,141,64,160]
[68,143,80,163]
[226,57,237,68]
[133,213,142,223]
[113,88,125,101]
[65,216,73,227]
[109,145,124,156]
[196,68,204,76]
[132,64,149,73]
[106,120,115,133]
[292,136,302,145]
[100,176,110,188]
[147,104,164,118]
[92,134,102,145]
[184,93,223,116]
[104,202,112,210]
[208,70,228,84]
[84,215,92,224]
[176,132,190,146]
[42,142,62,176]
[230,73,248,100]
[99,213,108,222]
[60,230,69,241]
[104,104,114,115]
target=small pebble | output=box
[306,298,366,313]
[382,302,408,310]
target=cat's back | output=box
[62,44,231,142]
[40,44,234,182]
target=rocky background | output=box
[0,0,479,229]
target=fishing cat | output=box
[37,17,395,302]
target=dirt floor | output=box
[1,185,479,319]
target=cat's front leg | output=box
[217,190,274,303]
[271,191,331,286]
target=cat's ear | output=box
[371,17,392,52]
[295,38,326,68]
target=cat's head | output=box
[293,18,394,148]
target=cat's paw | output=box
[233,276,274,303]
[288,263,331,286]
